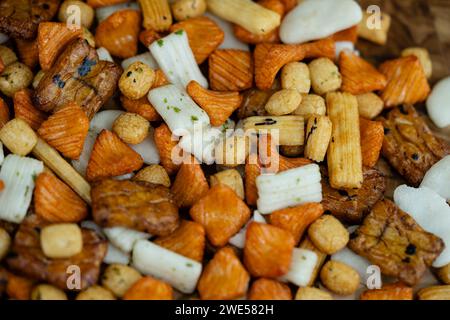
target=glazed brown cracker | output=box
[7,215,106,290]
[381,104,448,186]
[321,166,386,224]
[33,39,121,119]
[349,200,444,286]
[0,0,60,39]
[91,179,179,237]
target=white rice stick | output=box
[279,248,318,287]
[0,33,8,44]
[104,243,131,265]
[104,227,152,253]
[132,239,202,294]
[394,185,450,268]
[96,47,114,62]
[0,142,4,166]
[130,127,160,165]
[96,2,140,22]
[178,119,235,165]
[204,12,249,51]
[121,52,158,70]
[0,155,44,223]
[148,84,210,135]
[149,31,208,89]
[256,164,322,214]
[335,43,359,60]
[229,210,265,249]
[420,155,450,200]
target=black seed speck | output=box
[384,127,390,134]
[405,244,416,255]
[411,153,419,161]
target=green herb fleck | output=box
[175,30,184,35]
[157,39,164,47]
[186,263,193,267]
[191,116,198,122]
[173,107,181,113]
[163,98,168,103]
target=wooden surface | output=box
[357,0,450,198]
[358,0,450,84]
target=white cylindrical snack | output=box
[0,33,8,44]
[96,47,114,62]
[178,120,234,165]
[130,127,161,165]
[0,155,44,223]
[394,185,450,268]
[132,239,202,294]
[148,84,210,135]
[149,31,208,89]
[280,0,362,44]
[104,243,131,265]
[256,164,322,214]
[229,210,265,249]
[121,52,159,70]
[104,226,152,253]
[203,12,249,51]
[279,248,318,287]
[420,156,450,200]
[426,76,450,128]
[96,2,140,22]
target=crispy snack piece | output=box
[254,38,335,90]
[0,0,60,40]
[154,124,181,176]
[248,278,292,300]
[15,38,39,69]
[321,166,386,224]
[33,39,122,119]
[237,87,276,119]
[244,222,295,278]
[92,179,179,236]
[379,56,430,108]
[14,89,47,131]
[120,95,161,122]
[139,29,161,47]
[359,117,384,168]
[197,247,250,300]
[37,22,82,71]
[154,220,205,262]
[332,26,358,43]
[190,184,251,247]
[5,272,34,300]
[381,105,448,186]
[339,51,387,95]
[86,130,143,181]
[38,102,89,160]
[269,203,324,245]
[123,276,173,300]
[170,17,224,64]
[360,282,413,300]
[7,215,107,290]
[95,10,141,59]
[233,0,285,45]
[187,80,242,126]
[171,159,209,208]
[348,200,444,286]
[34,172,88,223]
[0,97,9,128]
[209,49,254,91]
[87,0,129,8]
